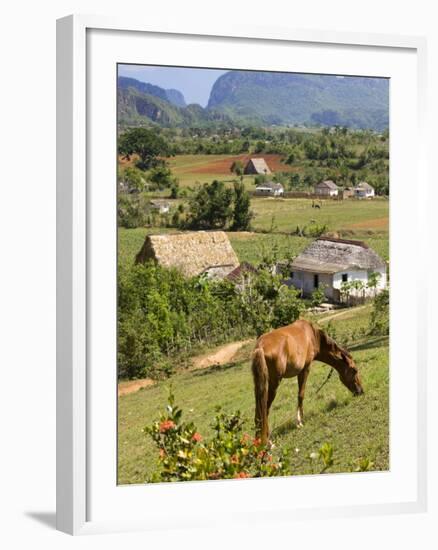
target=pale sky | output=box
[118,64,227,107]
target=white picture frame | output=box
[56,14,428,535]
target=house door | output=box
[313,274,319,288]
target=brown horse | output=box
[252,319,364,444]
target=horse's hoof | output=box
[296,421,304,429]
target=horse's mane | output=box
[313,323,352,358]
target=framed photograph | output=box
[57,15,427,535]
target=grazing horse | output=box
[251,319,363,444]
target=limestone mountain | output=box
[207,71,389,130]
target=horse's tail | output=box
[251,346,269,444]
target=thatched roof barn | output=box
[314,180,339,196]
[291,237,385,274]
[135,231,240,278]
[244,158,272,175]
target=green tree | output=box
[288,173,301,190]
[187,180,233,229]
[230,160,244,181]
[118,128,172,170]
[367,271,382,297]
[118,166,146,193]
[231,180,253,231]
[148,165,176,190]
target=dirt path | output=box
[118,378,155,397]
[190,339,253,370]
[118,339,253,397]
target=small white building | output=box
[288,237,387,303]
[355,181,375,199]
[149,200,170,214]
[255,182,284,197]
[314,180,339,197]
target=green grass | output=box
[252,197,388,229]
[118,305,389,484]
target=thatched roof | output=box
[226,261,257,282]
[315,180,339,190]
[135,231,239,278]
[244,158,272,174]
[291,237,386,274]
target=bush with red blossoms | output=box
[144,391,290,482]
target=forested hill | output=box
[118,73,389,131]
[118,76,186,107]
[207,71,389,131]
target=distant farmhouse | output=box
[314,180,339,197]
[354,181,375,199]
[288,237,387,303]
[244,158,272,175]
[342,186,355,199]
[149,200,170,214]
[135,231,239,279]
[255,181,284,197]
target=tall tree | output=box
[230,160,244,181]
[231,180,253,231]
[188,180,233,229]
[118,128,172,170]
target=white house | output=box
[314,180,339,197]
[288,237,387,303]
[255,182,284,197]
[149,200,170,214]
[354,181,375,199]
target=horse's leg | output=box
[265,375,280,443]
[296,366,310,428]
[267,376,279,413]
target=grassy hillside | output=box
[118,304,389,484]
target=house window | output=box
[314,274,319,288]
[290,271,294,278]
[342,273,348,283]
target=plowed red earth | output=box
[182,154,296,175]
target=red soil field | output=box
[184,154,296,175]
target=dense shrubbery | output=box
[368,288,389,336]
[118,261,304,380]
[145,391,290,482]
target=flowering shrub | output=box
[144,391,290,482]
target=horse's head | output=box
[316,327,364,396]
[336,348,364,396]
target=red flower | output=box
[257,450,266,459]
[159,448,166,459]
[192,432,202,443]
[252,438,262,447]
[230,454,239,464]
[234,472,251,479]
[159,420,176,433]
[240,433,250,444]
